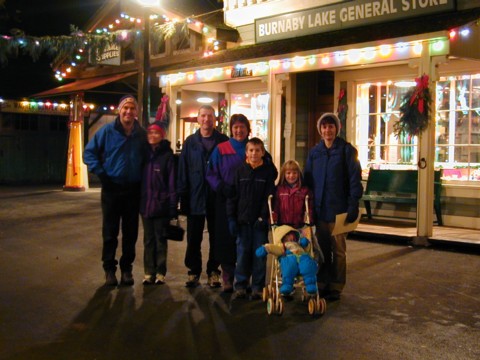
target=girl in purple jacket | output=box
[140,121,177,285]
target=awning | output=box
[32,71,137,98]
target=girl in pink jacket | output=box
[272,160,314,228]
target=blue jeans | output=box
[141,216,168,276]
[234,224,268,292]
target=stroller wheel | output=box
[276,297,284,315]
[262,287,269,302]
[308,298,316,315]
[267,298,274,315]
[317,297,327,315]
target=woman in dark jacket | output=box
[140,121,177,285]
[304,113,363,301]
[206,114,250,292]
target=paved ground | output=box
[0,186,479,360]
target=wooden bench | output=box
[362,169,443,225]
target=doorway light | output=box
[395,81,416,88]
[197,97,213,104]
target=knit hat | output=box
[147,121,166,137]
[273,225,299,245]
[317,112,341,136]
[118,95,138,111]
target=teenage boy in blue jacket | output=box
[84,95,147,286]
[304,113,363,301]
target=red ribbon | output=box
[155,95,169,121]
[409,74,429,114]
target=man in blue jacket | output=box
[177,105,228,288]
[84,95,147,286]
[304,113,363,301]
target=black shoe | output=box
[120,272,134,286]
[232,289,247,299]
[185,274,200,288]
[250,291,262,301]
[323,290,341,301]
[105,271,118,286]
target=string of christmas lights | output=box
[0,9,223,81]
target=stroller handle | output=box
[304,195,311,225]
[267,194,274,225]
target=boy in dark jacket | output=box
[140,121,177,285]
[227,137,278,300]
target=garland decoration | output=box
[0,25,143,66]
[0,8,221,67]
[394,74,432,137]
[336,88,347,137]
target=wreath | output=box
[394,74,432,137]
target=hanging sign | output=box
[90,43,121,66]
[255,0,455,43]
[230,66,253,78]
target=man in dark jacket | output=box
[304,113,363,301]
[177,105,228,288]
[84,95,147,287]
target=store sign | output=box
[90,43,121,66]
[255,0,455,43]
[231,66,253,78]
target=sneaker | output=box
[142,275,155,285]
[120,272,134,286]
[233,289,247,299]
[155,274,166,285]
[222,283,234,293]
[185,274,200,288]
[250,291,262,300]
[207,272,221,288]
[105,271,118,286]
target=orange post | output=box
[64,94,88,191]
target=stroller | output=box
[262,195,327,316]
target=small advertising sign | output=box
[90,43,121,66]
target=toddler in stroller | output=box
[256,225,318,296]
[255,195,326,316]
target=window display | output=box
[355,74,480,182]
[230,92,269,148]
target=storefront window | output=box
[356,81,416,175]
[355,74,480,182]
[436,75,480,181]
[230,92,269,148]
